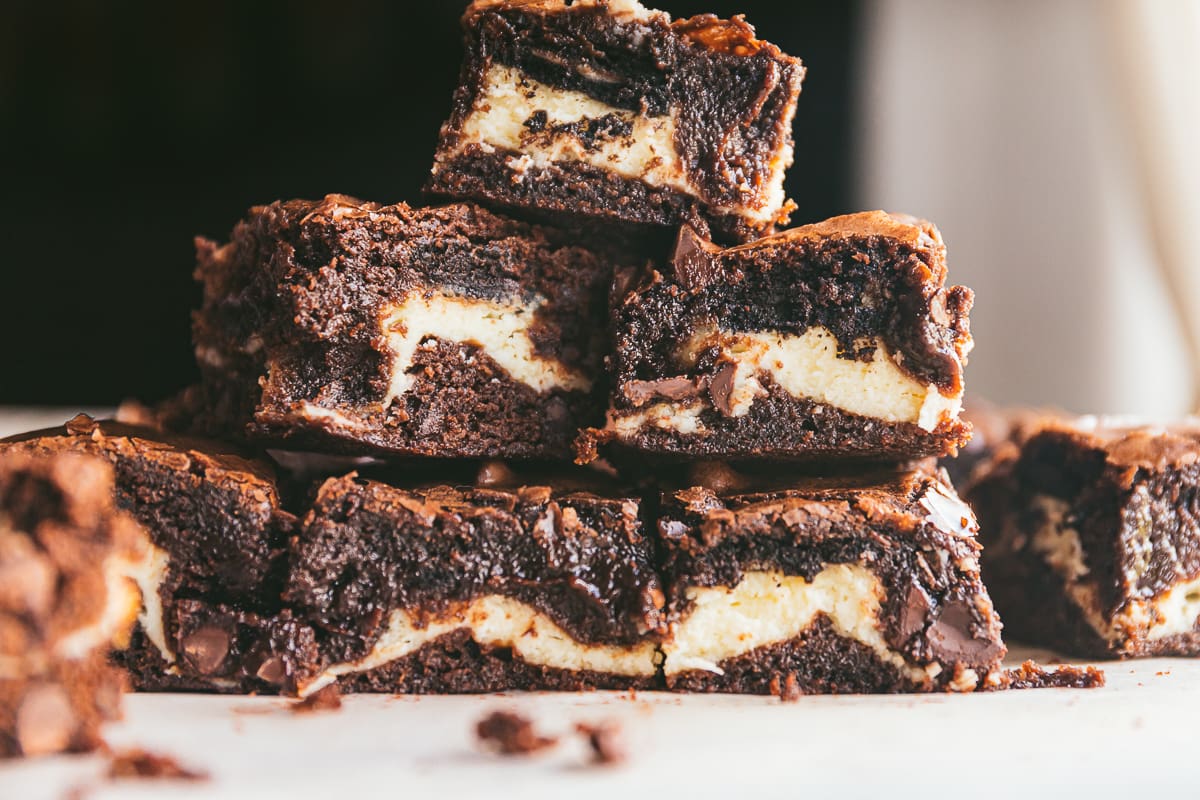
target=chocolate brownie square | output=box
[185,195,623,460]
[286,474,666,695]
[656,466,1005,694]
[969,417,1200,657]
[427,0,804,243]
[0,416,313,693]
[0,452,145,757]
[579,215,974,464]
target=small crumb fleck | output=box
[476,711,558,756]
[107,749,208,781]
[575,720,626,766]
[292,684,342,714]
[768,672,801,702]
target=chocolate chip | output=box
[622,376,703,406]
[17,684,76,756]
[254,656,287,686]
[896,583,933,644]
[707,362,737,416]
[686,462,749,495]
[671,225,724,291]
[181,626,230,676]
[476,461,517,487]
[928,599,1004,663]
[65,414,99,436]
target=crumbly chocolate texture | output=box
[969,417,1200,658]
[0,417,302,693]
[428,0,803,243]
[657,467,1006,693]
[0,453,142,758]
[184,194,625,461]
[579,215,974,464]
[286,475,665,691]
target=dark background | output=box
[0,1,860,405]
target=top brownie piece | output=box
[187,195,623,460]
[579,213,974,463]
[428,0,804,243]
[970,416,1200,657]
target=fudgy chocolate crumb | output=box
[768,673,802,702]
[476,711,558,756]
[107,749,209,781]
[997,660,1106,690]
[575,720,626,765]
[292,684,343,713]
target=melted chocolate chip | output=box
[671,225,724,291]
[708,362,737,417]
[623,376,704,406]
[928,599,1004,663]
[181,627,230,676]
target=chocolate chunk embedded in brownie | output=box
[286,475,666,695]
[0,416,307,693]
[0,452,146,757]
[427,0,803,243]
[185,194,626,460]
[656,467,1006,694]
[579,215,975,464]
[969,416,1200,658]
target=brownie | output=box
[0,452,145,757]
[183,194,627,460]
[0,416,311,693]
[427,0,804,243]
[969,416,1200,658]
[578,215,975,464]
[285,475,666,695]
[656,466,1006,694]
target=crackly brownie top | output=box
[0,415,292,597]
[288,474,665,660]
[615,213,972,395]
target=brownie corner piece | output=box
[969,416,1200,658]
[656,466,1005,694]
[428,0,804,242]
[0,450,146,758]
[286,474,665,694]
[0,417,308,694]
[583,214,974,463]
[192,195,618,460]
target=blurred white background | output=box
[859,0,1200,416]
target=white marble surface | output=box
[1,409,1196,798]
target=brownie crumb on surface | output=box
[768,673,802,703]
[107,748,209,781]
[476,711,559,756]
[291,684,343,714]
[996,661,1106,690]
[575,720,627,766]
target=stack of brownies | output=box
[24,0,1192,742]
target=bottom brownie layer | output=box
[583,381,970,464]
[665,616,981,695]
[329,630,662,694]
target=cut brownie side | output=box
[656,468,1005,694]
[0,453,145,757]
[0,416,311,693]
[969,417,1200,658]
[428,0,803,243]
[580,214,974,464]
[286,475,666,694]
[189,195,621,460]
